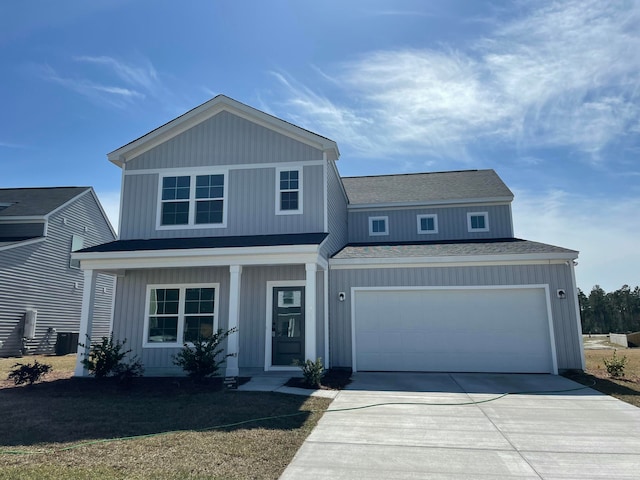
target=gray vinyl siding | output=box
[126,110,323,171]
[119,165,324,240]
[328,263,582,371]
[347,204,513,243]
[112,264,325,375]
[0,192,116,356]
[320,161,348,258]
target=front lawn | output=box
[0,357,330,479]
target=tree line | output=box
[579,285,640,334]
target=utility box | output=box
[24,309,37,339]
[55,332,79,356]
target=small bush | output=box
[173,327,237,381]
[296,357,325,388]
[603,350,628,378]
[8,360,52,385]
[80,334,143,380]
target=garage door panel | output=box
[354,288,554,373]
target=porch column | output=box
[74,269,98,377]
[305,263,317,361]
[225,265,242,377]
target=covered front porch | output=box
[72,233,330,378]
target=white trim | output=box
[417,214,438,234]
[108,274,117,334]
[323,152,328,232]
[368,216,389,236]
[570,262,586,370]
[74,270,98,376]
[467,211,489,232]
[330,255,577,269]
[108,96,339,166]
[275,166,303,215]
[156,168,229,230]
[142,283,220,348]
[323,268,330,368]
[123,159,325,176]
[350,284,558,375]
[265,280,306,371]
[305,263,317,362]
[226,265,242,377]
[0,236,46,252]
[348,198,513,210]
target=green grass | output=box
[0,367,330,479]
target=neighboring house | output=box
[74,95,584,377]
[0,187,116,357]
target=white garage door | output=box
[353,287,556,374]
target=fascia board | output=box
[108,97,338,166]
[0,216,47,222]
[347,197,514,210]
[0,237,46,252]
[329,252,579,269]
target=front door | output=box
[272,286,305,366]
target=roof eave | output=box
[347,196,514,209]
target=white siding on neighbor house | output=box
[0,192,116,356]
[329,263,582,371]
[125,110,324,171]
[347,204,513,243]
[119,165,325,240]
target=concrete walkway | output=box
[280,372,640,479]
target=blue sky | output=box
[1,0,638,292]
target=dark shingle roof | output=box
[342,169,513,205]
[79,233,328,253]
[332,238,577,259]
[0,187,90,217]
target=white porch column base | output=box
[305,263,317,361]
[74,269,98,377]
[225,265,242,377]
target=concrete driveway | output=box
[280,373,640,479]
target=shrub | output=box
[173,327,237,381]
[8,360,52,385]
[296,357,325,388]
[80,334,144,380]
[603,350,628,378]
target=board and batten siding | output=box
[328,263,582,371]
[119,165,325,240]
[347,204,513,243]
[112,264,325,375]
[125,110,324,171]
[320,160,348,258]
[0,191,116,356]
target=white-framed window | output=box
[368,216,389,236]
[143,283,219,347]
[417,214,438,234]
[158,170,227,229]
[69,235,84,269]
[467,212,489,232]
[276,167,303,214]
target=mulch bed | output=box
[284,368,352,390]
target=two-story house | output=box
[0,187,116,357]
[74,95,584,377]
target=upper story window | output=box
[69,235,84,269]
[158,171,227,229]
[467,212,489,232]
[417,214,438,234]
[368,216,389,236]
[276,167,303,214]
[144,283,219,347]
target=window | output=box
[158,172,227,228]
[417,214,438,234]
[69,235,84,269]
[368,216,389,236]
[276,167,303,214]
[145,284,219,346]
[467,212,489,232]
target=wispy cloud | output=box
[74,55,159,94]
[271,1,640,161]
[0,141,28,149]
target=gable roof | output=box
[107,94,340,167]
[342,169,514,206]
[0,187,90,217]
